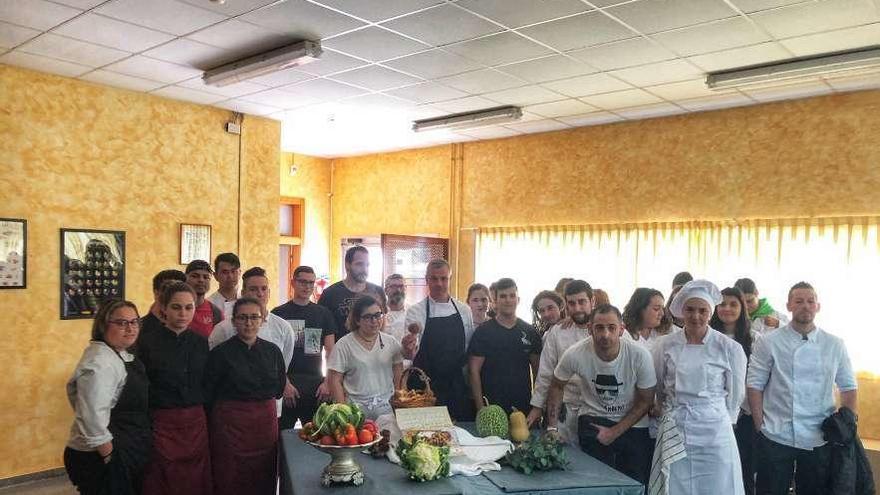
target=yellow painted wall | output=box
[0,65,280,479]
[279,153,332,279]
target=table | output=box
[280,426,644,495]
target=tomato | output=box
[364,423,377,434]
[334,430,347,445]
[345,424,356,436]
[358,429,373,444]
[319,435,334,446]
[345,431,359,445]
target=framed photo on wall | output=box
[61,228,125,320]
[179,223,211,265]
[0,218,26,289]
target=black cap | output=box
[185,259,213,274]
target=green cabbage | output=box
[396,438,450,482]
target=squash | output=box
[509,407,530,443]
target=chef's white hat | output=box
[669,279,722,318]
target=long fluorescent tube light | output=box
[203,40,322,87]
[412,106,522,132]
[706,45,880,89]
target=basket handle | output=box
[400,367,433,396]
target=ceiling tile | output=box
[497,55,596,83]
[80,69,166,92]
[103,55,203,83]
[383,48,484,79]
[280,78,368,101]
[298,50,369,76]
[437,69,525,94]
[385,82,469,103]
[53,13,176,53]
[246,68,315,87]
[141,39,229,70]
[0,21,40,49]
[178,0,278,17]
[455,0,591,29]
[343,92,418,111]
[504,119,570,133]
[457,126,522,139]
[729,0,808,14]
[615,102,684,119]
[483,84,564,105]
[606,0,738,34]
[314,0,443,23]
[676,92,754,111]
[52,0,109,8]
[19,33,129,67]
[541,73,633,97]
[239,0,366,39]
[322,27,428,62]
[152,85,227,104]
[750,0,880,39]
[525,98,598,117]
[742,80,833,102]
[186,19,290,53]
[96,0,227,36]
[241,88,321,108]
[579,88,663,109]
[557,111,624,126]
[687,42,790,72]
[0,50,91,77]
[779,23,880,58]
[216,98,282,116]
[178,77,266,98]
[824,71,880,92]
[570,37,676,70]
[651,17,771,57]
[430,95,505,113]
[643,79,720,100]
[0,0,81,31]
[519,11,635,51]
[381,4,502,46]
[329,65,421,91]
[609,59,703,86]
[445,32,552,66]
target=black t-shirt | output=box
[467,318,542,415]
[317,281,386,340]
[271,301,336,377]
[136,324,209,409]
[204,337,286,403]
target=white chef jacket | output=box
[746,325,856,450]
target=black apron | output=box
[106,355,152,495]
[412,298,475,421]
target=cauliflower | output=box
[396,437,450,482]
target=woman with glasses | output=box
[205,297,286,495]
[64,299,151,495]
[327,295,404,419]
[139,281,211,495]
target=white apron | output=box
[668,345,744,495]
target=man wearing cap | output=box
[652,279,748,495]
[747,282,857,495]
[185,260,223,339]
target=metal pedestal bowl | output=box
[307,438,380,487]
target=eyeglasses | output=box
[294,278,316,286]
[359,312,384,322]
[234,315,263,323]
[108,319,140,329]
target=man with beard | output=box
[382,274,411,367]
[545,304,656,484]
[402,259,476,420]
[185,260,223,338]
[527,280,594,442]
[318,246,386,340]
[747,282,857,495]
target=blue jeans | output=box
[755,432,830,495]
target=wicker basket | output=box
[390,367,437,409]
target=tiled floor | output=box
[0,477,75,495]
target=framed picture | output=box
[0,218,26,289]
[179,223,211,265]
[60,228,125,320]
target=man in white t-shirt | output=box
[207,252,241,319]
[382,273,410,368]
[546,304,656,485]
[208,266,296,417]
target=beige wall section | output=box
[279,152,333,279]
[0,65,280,479]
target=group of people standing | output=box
[62,245,861,495]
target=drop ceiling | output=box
[2,0,879,157]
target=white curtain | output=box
[475,218,880,373]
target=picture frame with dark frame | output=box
[0,218,26,289]
[179,223,212,265]
[60,228,125,320]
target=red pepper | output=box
[358,429,373,444]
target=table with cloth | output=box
[280,423,643,495]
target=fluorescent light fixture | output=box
[412,106,522,132]
[203,40,322,87]
[706,45,880,90]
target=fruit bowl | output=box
[306,438,381,486]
